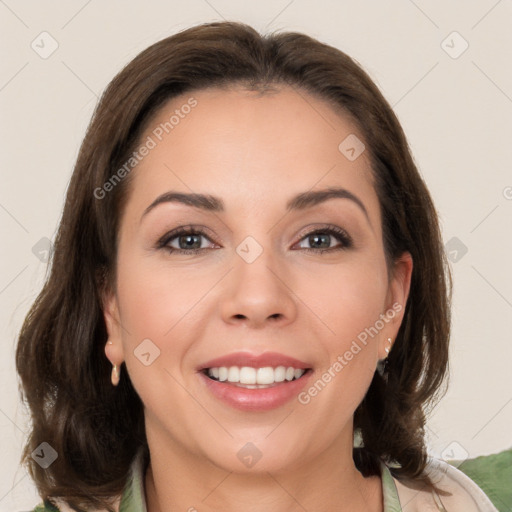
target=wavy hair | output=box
[16,20,452,511]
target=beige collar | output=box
[391,457,498,511]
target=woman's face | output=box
[104,85,412,473]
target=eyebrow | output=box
[141,187,371,226]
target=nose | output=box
[219,248,297,329]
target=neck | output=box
[143,425,383,512]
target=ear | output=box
[102,287,126,367]
[379,251,413,359]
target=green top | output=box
[33,448,511,512]
[455,449,512,512]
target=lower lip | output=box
[198,370,313,411]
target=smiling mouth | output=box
[201,366,312,388]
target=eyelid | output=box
[295,223,351,241]
[156,225,219,249]
[292,224,353,251]
[157,222,353,254]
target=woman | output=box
[17,21,498,512]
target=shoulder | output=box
[392,457,499,511]
[455,448,512,512]
[28,447,144,512]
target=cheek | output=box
[116,251,207,337]
[114,255,206,407]
[114,251,217,389]
[302,257,387,401]
[305,256,388,343]
[297,269,384,429]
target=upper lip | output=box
[197,351,312,371]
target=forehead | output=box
[126,85,378,221]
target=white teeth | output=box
[256,367,274,384]
[274,366,286,382]
[239,367,256,384]
[206,365,306,384]
[227,366,239,382]
[218,367,228,382]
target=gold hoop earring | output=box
[111,363,120,386]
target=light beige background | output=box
[1,1,511,510]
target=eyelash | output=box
[157,224,353,256]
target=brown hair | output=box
[16,20,451,511]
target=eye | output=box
[156,224,353,256]
[294,225,353,253]
[157,226,217,255]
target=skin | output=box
[104,85,413,512]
